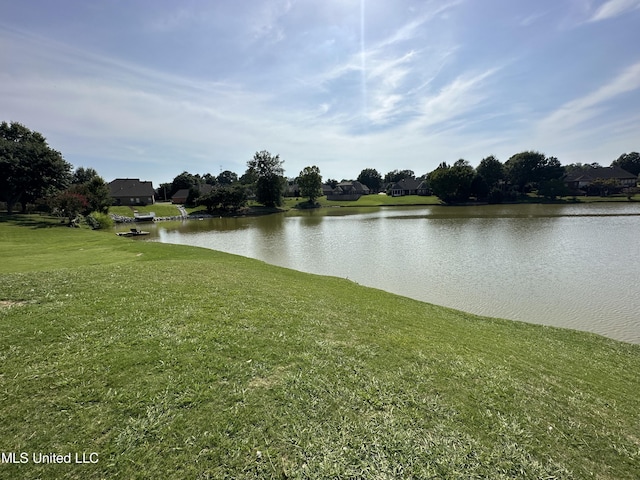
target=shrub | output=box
[87,211,114,230]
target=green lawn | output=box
[1,215,639,479]
[109,203,182,218]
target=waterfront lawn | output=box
[1,216,639,479]
[109,203,181,218]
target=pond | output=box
[135,203,640,344]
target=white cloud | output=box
[539,61,640,132]
[409,68,499,132]
[588,0,640,22]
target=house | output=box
[326,181,370,201]
[390,177,429,196]
[109,178,155,206]
[171,184,214,204]
[564,166,638,192]
[285,183,300,198]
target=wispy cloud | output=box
[538,61,640,132]
[409,68,499,132]
[250,0,295,43]
[588,0,640,22]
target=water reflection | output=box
[146,203,640,343]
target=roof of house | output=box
[391,177,422,191]
[334,181,370,194]
[172,189,190,200]
[172,184,214,199]
[108,178,155,197]
[565,166,637,183]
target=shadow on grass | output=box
[0,213,67,229]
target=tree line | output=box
[3,122,639,219]
[166,150,639,209]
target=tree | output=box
[537,178,569,200]
[70,176,112,214]
[384,169,415,184]
[247,150,285,207]
[72,167,99,184]
[298,166,322,203]
[0,121,72,214]
[476,155,504,190]
[217,170,238,185]
[156,182,172,201]
[170,171,199,198]
[427,161,474,203]
[51,191,89,224]
[504,151,564,193]
[199,185,247,213]
[611,152,640,176]
[357,168,383,193]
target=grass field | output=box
[1,214,639,479]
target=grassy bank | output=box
[1,215,639,479]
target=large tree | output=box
[298,165,323,203]
[476,155,504,190]
[504,151,564,193]
[247,150,285,207]
[384,169,415,184]
[611,152,640,176]
[217,170,238,185]
[427,160,475,203]
[357,168,383,193]
[72,167,99,185]
[0,122,72,214]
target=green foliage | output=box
[586,178,620,196]
[71,166,99,184]
[537,178,570,199]
[357,168,383,193]
[50,191,89,223]
[217,170,238,185]
[476,155,504,189]
[86,211,114,229]
[505,151,565,193]
[487,187,504,204]
[611,151,640,176]
[199,185,248,213]
[170,171,199,199]
[384,169,415,184]
[0,121,72,214]
[297,165,322,203]
[247,150,285,207]
[428,161,475,203]
[68,174,112,214]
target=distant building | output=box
[326,181,370,201]
[171,184,214,204]
[564,166,637,191]
[390,177,429,196]
[109,178,155,206]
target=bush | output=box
[86,211,114,230]
[487,187,504,204]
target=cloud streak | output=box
[588,0,640,22]
[539,61,640,132]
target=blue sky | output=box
[2,0,639,186]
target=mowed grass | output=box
[1,215,639,479]
[110,203,182,218]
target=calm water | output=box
[135,203,640,344]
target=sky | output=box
[2,0,640,186]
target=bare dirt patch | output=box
[0,300,28,308]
